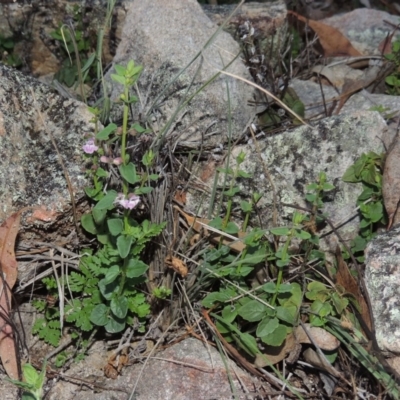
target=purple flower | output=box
[83,139,99,154]
[112,157,123,166]
[114,193,140,210]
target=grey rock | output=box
[107,0,256,149]
[0,64,92,272]
[365,225,400,354]
[187,110,386,252]
[47,338,263,400]
[322,8,400,55]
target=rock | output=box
[187,110,386,252]
[47,338,263,400]
[322,8,400,55]
[0,65,93,279]
[365,226,400,355]
[107,0,256,149]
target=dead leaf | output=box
[288,11,363,57]
[294,324,340,351]
[255,333,299,367]
[383,132,400,228]
[335,246,371,332]
[165,255,188,277]
[0,212,21,380]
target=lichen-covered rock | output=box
[187,110,386,252]
[47,338,262,400]
[365,226,400,354]
[107,0,256,149]
[0,64,92,230]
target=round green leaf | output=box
[237,300,267,322]
[103,265,120,284]
[117,235,133,258]
[107,218,123,236]
[119,163,140,185]
[94,190,118,210]
[260,324,287,346]
[111,296,128,319]
[126,259,149,278]
[256,317,279,338]
[90,304,109,326]
[105,315,125,333]
[81,214,97,235]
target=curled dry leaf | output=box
[335,246,372,332]
[0,212,21,380]
[383,133,400,228]
[165,255,188,277]
[288,10,362,57]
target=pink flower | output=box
[114,193,140,210]
[100,156,111,163]
[83,139,99,154]
[112,157,123,166]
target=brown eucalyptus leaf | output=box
[0,212,21,380]
[335,246,371,332]
[383,133,400,228]
[288,11,362,57]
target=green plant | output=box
[31,60,164,347]
[7,361,46,400]
[50,4,96,90]
[0,34,21,67]
[385,38,400,95]
[342,151,386,261]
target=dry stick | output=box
[214,69,311,128]
[30,89,80,233]
[176,280,215,371]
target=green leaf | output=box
[117,235,133,258]
[294,229,311,240]
[94,190,118,210]
[277,283,293,293]
[23,364,40,387]
[221,305,238,323]
[126,259,149,278]
[262,282,277,293]
[107,218,123,236]
[256,317,279,337]
[201,289,236,308]
[90,304,109,326]
[111,296,128,319]
[276,306,296,325]
[342,165,358,182]
[114,64,126,76]
[111,74,125,85]
[135,186,153,195]
[92,208,107,225]
[81,213,98,235]
[240,201,252,213]
[260,324,287,346]
[237,300,268,322]
[225,221,239,234]
[270,227,290,236]
[105,314,125,333]
[103,265,120,284]
[96,123,117,140]
[237,170,252,178]
[96,167,108,178]
[119,163,140,184]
